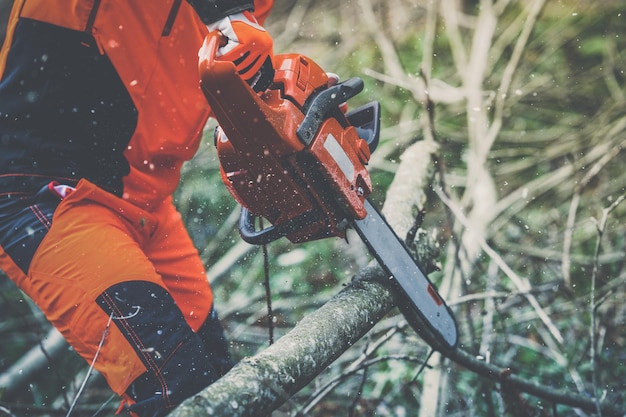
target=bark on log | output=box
[170,266,397,417]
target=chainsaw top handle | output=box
[296,77,364,145]
[198,31,228,75]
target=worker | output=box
[0,1,274,416]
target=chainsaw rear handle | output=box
[346,101,381,153]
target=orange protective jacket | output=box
[0,0,273,210]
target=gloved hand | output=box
[207,11,274,91]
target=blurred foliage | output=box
[1,0,625,416]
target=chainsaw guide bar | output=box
[354,200,457,349]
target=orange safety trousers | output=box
[0,179,215,396]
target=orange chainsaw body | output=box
[199,34,377,243]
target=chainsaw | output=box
[198,33,458,350]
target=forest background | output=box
[0,0,624,416]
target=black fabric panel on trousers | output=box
[0,186,61,274]
[96,281,220,417]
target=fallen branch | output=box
[170,266,396,417]
[170,265,625,417]
[0,327,68,396]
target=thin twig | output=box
[347,341,371,417]
[357,0,405,80]
[411,348,435,383]
[0,406,17,417]
[562,192,581,287]
[296,324,405,416]
[562,136,625,286]
[65,313,113,417]
[272,0,314,49]
[420,0,438,79]
[439,0,468,77]
[479,261,500,364]
[589,192,626,417]
[484,0,546,150]
[435,186,565,344]
[260,218,275,346]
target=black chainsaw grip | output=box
[249,56,275,93]
[238,207,285,245]
[297,77,364,145]
[239,207,325,245]
[346,100,381,153]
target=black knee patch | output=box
[97,281,219,413]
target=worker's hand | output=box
[207,11,274,91]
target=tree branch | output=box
[0,327,68,396]
[170,266,396,417]
[170,262,625,417]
